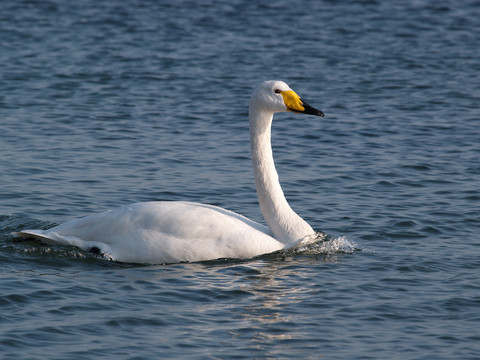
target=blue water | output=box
[1,0,479,358]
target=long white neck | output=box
[249,106,314,245]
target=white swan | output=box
[16,80,325,264]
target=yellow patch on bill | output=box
[280,90,305,112]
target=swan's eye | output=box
[274,89,281,94]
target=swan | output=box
[16,80,325,264]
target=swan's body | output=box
[16,81,324,264]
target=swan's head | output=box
[250,80,324,117]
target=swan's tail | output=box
[14,230,108,256]
[15,230,60,245]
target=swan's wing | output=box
[16,201,282,264]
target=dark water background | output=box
[1,0,479,359]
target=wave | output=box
[294,232,360,255]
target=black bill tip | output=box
[302,100,325,117]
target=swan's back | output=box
[17,202,283,264]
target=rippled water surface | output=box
[1,0,479,359]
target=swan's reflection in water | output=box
[220,257,341,357]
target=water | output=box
[1,0,479,358]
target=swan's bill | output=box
[281,90,325,117]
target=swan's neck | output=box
[249,108,314,245]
